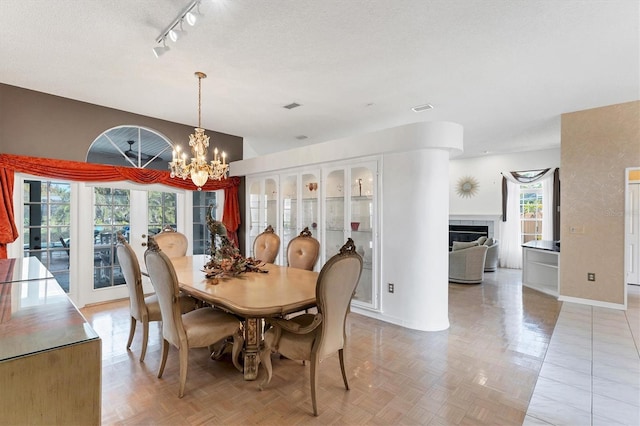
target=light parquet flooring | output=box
[81,269,562,425]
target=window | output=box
[519,182,543,243]
[192,191,217,254]
[23,180,71,292]
[148,191,177,235]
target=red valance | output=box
[0,154,241,258]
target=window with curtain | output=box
[23,180,71,292]
[519,181,544,243]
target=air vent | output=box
[411,103,434,112]
[295,135,308,140]
[283,102,301,109]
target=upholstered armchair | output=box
[483,238,499,272]
[259,239,363,416]
[253,225,280,264]
[153,226,188,258]
[286,227,320,271]
[144,236,243,398]
[449,245,489,284]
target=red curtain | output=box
[0,168,18,259]
[0,154,242,258]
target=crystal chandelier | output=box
[169,71,229,190]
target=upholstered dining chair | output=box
[116,235,197,362]
[144,236,243,398]
[259,238,363,416]
[287,227,320,271]
[253,225,280,264]
[153,225,188,258]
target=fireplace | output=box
[449,225,489,249]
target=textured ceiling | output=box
[0,0,638,159]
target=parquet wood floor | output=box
[81,268,561,425]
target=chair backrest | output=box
[253,225,280,263]
[116,236,145,321]
[154,226,188,258]
[314,238,363,361]
[144,236,187,349]
[286,227,320,270]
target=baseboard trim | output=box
[558,295,626,310]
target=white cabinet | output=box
[244,159,379,311]
[522,241,560,297]
[247,176,279,261]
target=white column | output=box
[382,148,452,331]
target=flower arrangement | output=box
[203,235,267,279]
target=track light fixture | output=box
[153,0,203,57]
[152,37,170,58]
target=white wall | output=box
[449,148,560,216]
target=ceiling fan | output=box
[124,140,155,162]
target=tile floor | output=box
[524,285,640,426]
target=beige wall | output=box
[0,83,243,162]
[560,101,640,305]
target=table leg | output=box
[242,317,261,380]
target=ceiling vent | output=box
[283,102,301,110]
[295,135,308,140]
[411,103,434,112]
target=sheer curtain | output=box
[499,179,522,268]
[541,173,554,241]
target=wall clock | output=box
[456,176,479,198]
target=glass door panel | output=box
[301,172,320,240]
[265,178,278,230]
[350,166,374,305]
[324,169,345,260]
[248,181,261,244]
[281,175,297,257]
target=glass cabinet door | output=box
[323,169,345,262]
[350,166,375,305]
[247,176,279,261]
[301,172,320,242]
[281,175,297,257]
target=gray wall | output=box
[0,83,243,162]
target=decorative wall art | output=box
[456,176,479,198]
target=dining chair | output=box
[116,235,197,362]
[253,224,280,263]
[144,236,243,398]
[153,225,188,258]
[259,238,363,416]
[286,227,320,271]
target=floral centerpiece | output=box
[203,235,267,279]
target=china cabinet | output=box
[244,160,379,310]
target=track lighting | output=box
[152,38,170,58]
[153,0,203,58]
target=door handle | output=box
[141,242,147,247]
[141,234,147,246]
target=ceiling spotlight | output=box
[411,103,434,112]
[168,20,187,42]
[152,38,170,58]
[185,11,197,26]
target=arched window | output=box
[86,125,174,170]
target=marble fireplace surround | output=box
[449,215,502,243]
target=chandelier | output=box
[169,71,229,190]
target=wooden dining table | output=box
[164,254,318,380]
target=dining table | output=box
[159,254,319,380]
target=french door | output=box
[77,183,187,306]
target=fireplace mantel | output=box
[449,214,502,241]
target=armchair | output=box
[449,245,488,284]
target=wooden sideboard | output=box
[0,257,101,425]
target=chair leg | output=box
[258,347,273,391]
[157,339,169,379]
[310,352,319,416]
[126,317,136,350]
[338,348,349,390]
[140,320,149,362]
[231,330,244,373]
[178,347,189,398]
